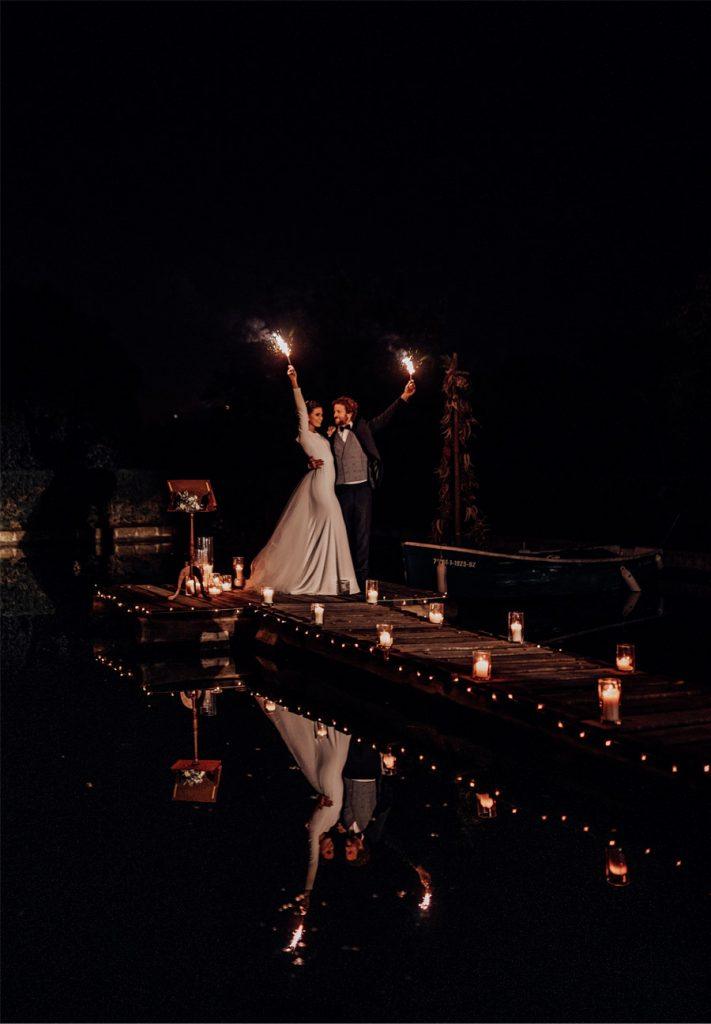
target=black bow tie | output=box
[339,424,352,432]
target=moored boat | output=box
[402,541,663,597]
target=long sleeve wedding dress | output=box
[247,387,359,595]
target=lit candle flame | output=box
[288,923,304,951]
[418,888,432,911]
[270,331,292,360]
[401,353,415,378]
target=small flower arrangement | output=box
[174,490,203,513]
[180,768,206,786]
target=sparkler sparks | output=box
[418,888,432,911]
[400,352,416,379]
[269,331,292,361]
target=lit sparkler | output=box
[269,330,292,362]
[418,888,432,912]
[400,352,416,379]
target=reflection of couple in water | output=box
[256,695,430,901]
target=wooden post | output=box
[191,692,199,763]
[452,352,462,544]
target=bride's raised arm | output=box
[287,364,311,448]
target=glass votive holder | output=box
[315,721,328,738]
[508,611,524,643]
[473,650,492,680]
[605,845,630,887]
[220,574,232,592]
[207,577,222,596]
[616,643,635,673]
[262,586,274,605]
[428,602,444,625]
[185,576,196,596]
[338,579,351,596]
[232,556,245,589]
[476,792,497,819]
[196,537,214,566]
[598,677,622,725]
[376,623,394,649]
[311,602,325,625]
[365,579,379,604]
[200,690,217,717]
[264,699,277,713]
[381,749,398,775]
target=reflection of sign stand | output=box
[171,689,222,803]
[166,480,217,601]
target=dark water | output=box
[2,554,710,1023]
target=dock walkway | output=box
[94,582,711,790]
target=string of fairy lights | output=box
[93,585,710,780]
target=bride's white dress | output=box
[247,387,359,596]
[257,697,351,892]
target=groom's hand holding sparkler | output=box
[401,379,416,401]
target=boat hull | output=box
[402,542,662,597]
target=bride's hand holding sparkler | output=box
[287,364,298,389]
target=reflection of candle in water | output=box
[262,587,274,605]
[379,630,393,649]
[312,603,324,625]
[606,846,630,886]
[473,652,491,679]
[510,622,523,643]
[599,678,621,724]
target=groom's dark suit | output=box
[331,396,407,591]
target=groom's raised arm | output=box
[369,380,416,433]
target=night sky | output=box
[4,4,711,549]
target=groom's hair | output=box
[333,396,358,417]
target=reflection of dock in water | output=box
[94,581,711,794]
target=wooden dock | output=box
[93,582,711,791]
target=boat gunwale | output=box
[402,541,662,567]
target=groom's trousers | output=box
[335,482,372,592]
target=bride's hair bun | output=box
[305,399,323,414]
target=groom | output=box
[309,379,416,592]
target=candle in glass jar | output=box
[366,586,379,604]
[377,623,394,649]
[473,651,492,680]
[185,578,196,596]
[262,587,274,605]
[221,576,232,592]
[428,602,444,625]
[508,611,524,643]
[265,699,277,713]
[616,644,635,673]
[232,557,245,589]
[598,678,621,724]
[311,603,325,625]
[382,753,397,772]
[208,583,221,596]
[315,721,328,738]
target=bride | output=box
[246,365,360,596]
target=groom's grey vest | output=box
[333,428,369,485]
